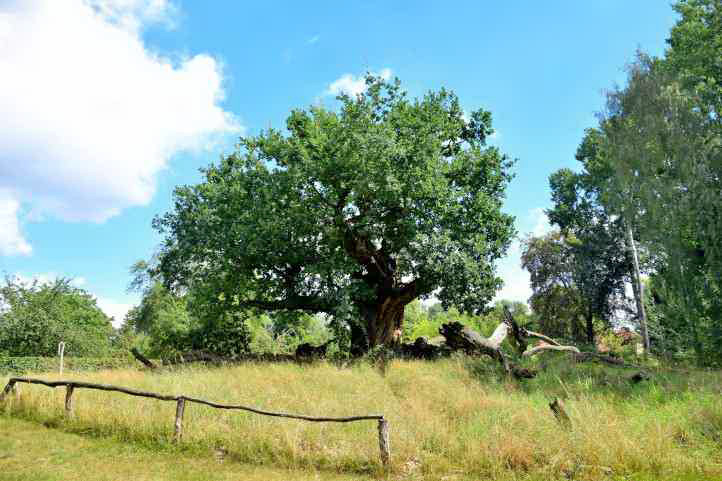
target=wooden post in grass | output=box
[65,384,75,416]
[378,417,390,467]
[549,397,571,429]
[58,341,65,376]
[174,397,186,442]
[0,380,16,402]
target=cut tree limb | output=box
[439,321,511,374]
[165,350,225,365]
[503,306,562,353]
[522,344,581,357]
[439,312,635,377]
[572,352,628,366]
[130,348,157,369]
[523,330,561,347]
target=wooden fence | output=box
[0,377,390,466]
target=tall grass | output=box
[2,357,721,480]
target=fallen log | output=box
[438,312,641,379]
[572,352,627,366]
[295,340,332,360]
[504,306,564,353]
[522,344,581,357]
[399,337,445,359]
[439,321,511,374]
[511,366,537,379]
[130,348,157,369]
[163,350,226,366]
[629,371,651,383]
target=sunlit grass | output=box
[2,357,721,480]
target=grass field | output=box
[1,357,721,480]
[0,417,360,481]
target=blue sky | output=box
[0,1,678,324]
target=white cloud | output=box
[0,189,31,256]
[307,34,320,45]
[324,68,392,97]
[0,0,239,247]
[493,239,532,304]
[96,297,135,327]
[494,208,556,304]
[530,207,553,237]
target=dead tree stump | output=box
[549,397,571,429]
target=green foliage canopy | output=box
[153,75,515,350]
[0,277,113,357]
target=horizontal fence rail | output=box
[1,377,390,466]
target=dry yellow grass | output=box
[2,358,721,480]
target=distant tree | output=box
[521,232,587,341]
[402,299,427,341]
[601,51,721,363]
[126,261,251,358]
[0,277,113,356]
[426,303,445,320]
[666,0,722,124]
[547,161,631,343]
[153,75,515,354]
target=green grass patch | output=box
[1,358,721,480]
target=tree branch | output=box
[241,296,331,314]
[522,344,580,357]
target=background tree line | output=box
[2,0,718,366]
[521,0,721,365]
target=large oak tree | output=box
[153,76,515,353]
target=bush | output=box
[0,277,114,357]
[0,356,137,375]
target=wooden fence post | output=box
[549,397,571,429]
[58,341,65,376]
[0,380,16,402]
[5,377,387,465]
[378,417,390,467]
[65,384,75,416]
[174,397,186,442]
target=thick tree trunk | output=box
[364,297,406,348]
[349,323,369,357]
[626,223,650,352]
[355,296,406,352]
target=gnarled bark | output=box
[360,296,406,348]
